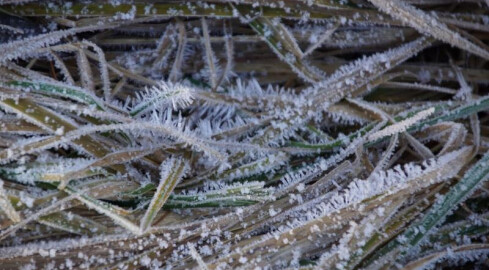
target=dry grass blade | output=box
[201,18,219,89]
[65,186,141,235]
[0,194,75,241]
[247,16,325,83]
[0,98,115,162]
[169,21,186,82]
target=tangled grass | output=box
[0,0,489,269]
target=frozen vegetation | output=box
[0,0,489,269]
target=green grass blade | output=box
[5,81,106,110]
[139,157,187,232]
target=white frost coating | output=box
[189,244,209,270]
[0,179,21,223]
[82,40,111,102]
[0,26,102,65]
[0,5,486,269]
[308,147,470,224]
[310,36,431,104]
[368,107,435,142]
[215,147,471,268]
[130,81,194,116]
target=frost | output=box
[19,192,34,208]
[0,2,486,269]
[369,0,489,60]
[368,107,435,142]
[130,81,194,116]
[238,256,248,263]
[54,126,64,135]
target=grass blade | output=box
[140,157,187,232]
[0,179,21,223]
[368,0,489,60]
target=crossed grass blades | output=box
[0,0,489,269]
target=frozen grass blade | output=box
[130,81,194,117]
[39,211,108,235]
[0,179,21,223]
[201,18,219,89]
[75,47,95,91]
[368,0,489,60]
[402,244,489,270]
[302,23,338,58]
[153,24,177,70]
[82,40,111,102]
[364,149,489,268]
[167,181,271,208]
[65,185,141,235]
[168,21,186,82]
[246,16,325,83]
[140,157,187,232]
[4,81,106,110]
[0,98,115,162]
[47,50,75,85]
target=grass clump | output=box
[0,0,489,269]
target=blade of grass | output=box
[368,0,489,60]
[246,16,325,83]
[39,211,108,235]
[64,185,141,235]
[0,178,21,223]
[140,157,187,232]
